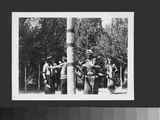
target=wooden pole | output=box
[67,17,75,94]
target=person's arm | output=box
[50,65,61,69]
[50,62,64,69]
[42,65,48,84]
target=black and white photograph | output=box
[12,12,134,100]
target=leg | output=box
[93,77,99,94]
[61,79,67,94]
[84,77,90,94]
[51,76,55,94]
[44,75,51,94]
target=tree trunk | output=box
[38,64,40,90]
[67,17,75,94]
[120,64,123,88]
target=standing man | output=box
[50,60,58,94]
[42,58,52,94]
[82,50,97,94]
[49,56,67,94]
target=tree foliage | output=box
[19,18,66,65]
[110,18,128,63]
[73,18,128,64]
[19,18,66,89]
[73,18,103,61]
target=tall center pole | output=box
[67,17,75,94]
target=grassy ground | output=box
[20,87,127,95]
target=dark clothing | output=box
[61,78,67,94]
[51,68,60,91]
[50,75,56,94]
[56,68,61,90]
[93,77,99,94]
[44,75,55,94]
[75,66,84,90]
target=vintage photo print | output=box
[12,12,134,100]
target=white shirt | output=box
[43,62,50,75]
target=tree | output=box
[73,18,102,61]
[73,17,128,64]
[33,18,66,62]
[19,17,41,90]
[19,18,67,90]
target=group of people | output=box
[42,50,127,95]
[42,56,67,94]
[74,50,125,94]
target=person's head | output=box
[45,59,49,63]
[53,62,57,66]
[52,59,55,64]
[59,61,62,64]
[62,56,67,62]
[112,63,116,67]
[45,56,52,63]
[97,55,101,59]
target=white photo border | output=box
[12,12,134,100]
